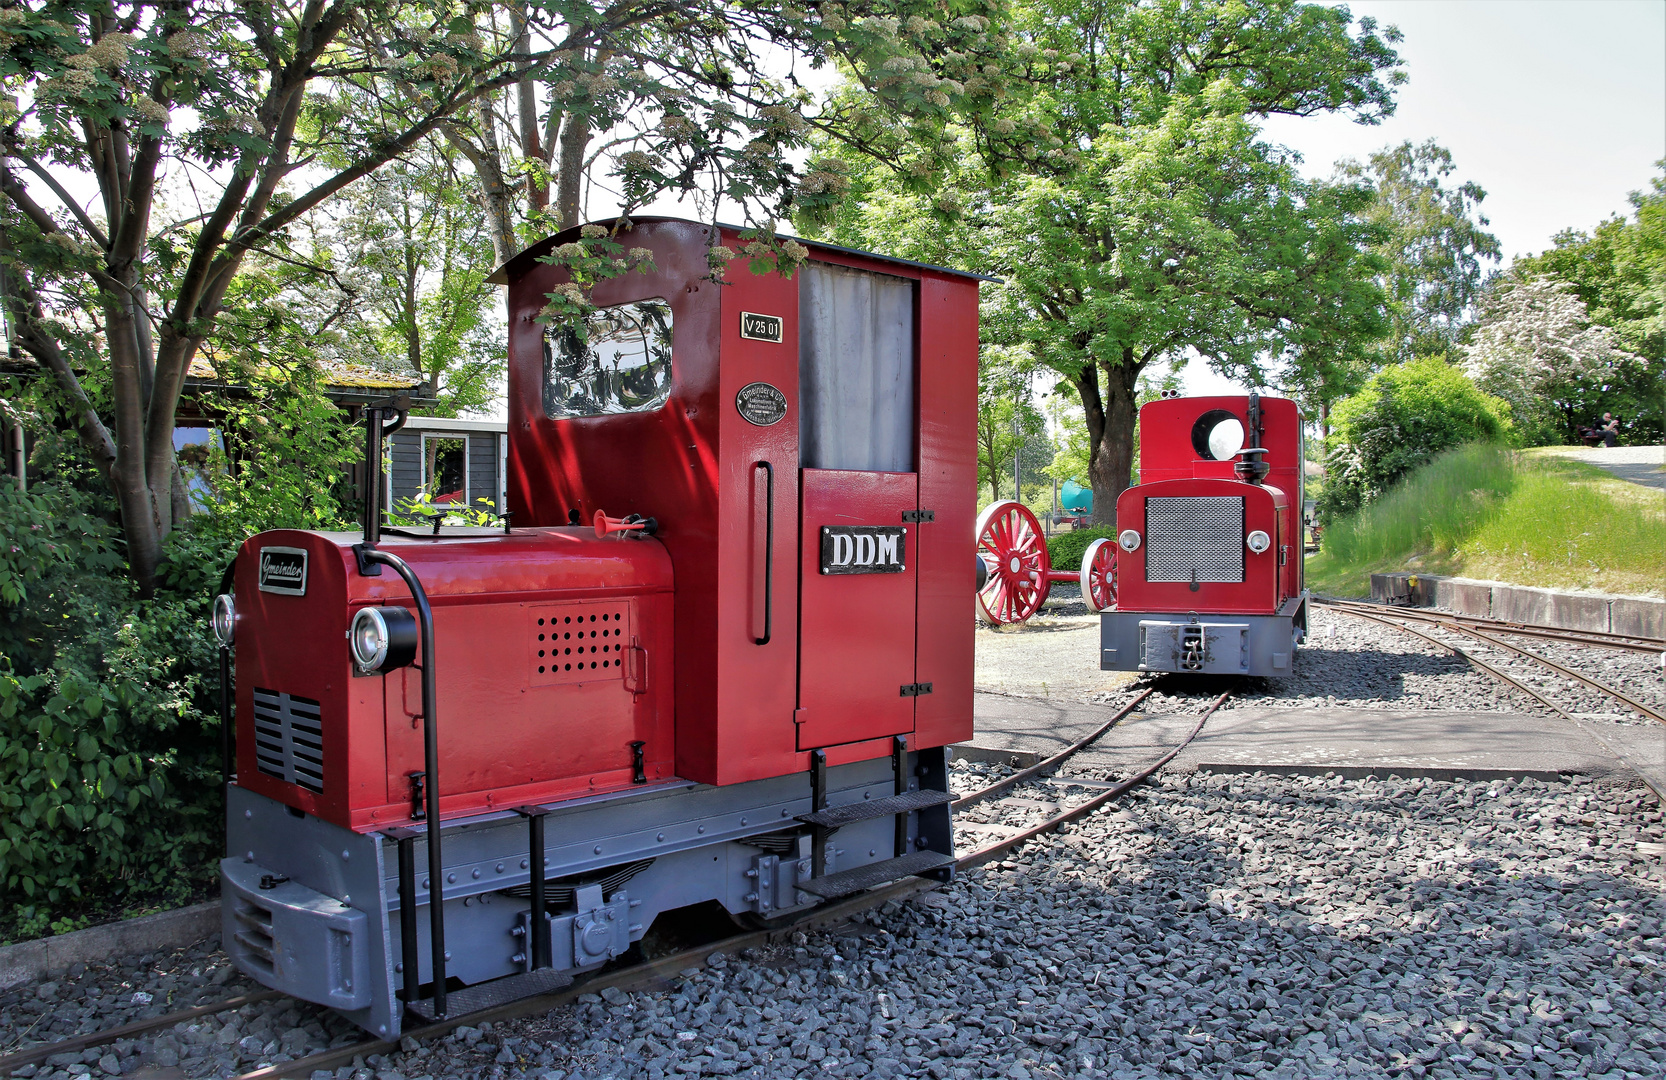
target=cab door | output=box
[793,262,918,751]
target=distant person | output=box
[1601,412,1619,447]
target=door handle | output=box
[754,460,773,645]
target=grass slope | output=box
[1305,444,1665,598]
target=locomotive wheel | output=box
[1080,537,1118,613]
[975,500,1050,624]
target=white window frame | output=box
[421,432,470,505]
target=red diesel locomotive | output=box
[212,218,982,1035]
[1100,393,1309,675]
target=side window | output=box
[543,299,674,418]
[798,262,915,472]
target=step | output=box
[796,850,956,900]
[795,789,955,829]
[404,967,574,1024]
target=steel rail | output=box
[1323,603,1664,805]
[1319,597,1666,654]
[0,990,283,1071]
[2,683,1227,1080]
[953,687,1156,810]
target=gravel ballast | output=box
[9,768,1659,1080]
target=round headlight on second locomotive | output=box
[1118,529,1142,552]
[349,606,419,674]
[1246,530,1272,554]
[212,594,236,646]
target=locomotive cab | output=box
[217,219,982,1035]
[1099,394,1309,677]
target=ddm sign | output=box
[819,526,906,575]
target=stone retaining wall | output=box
[1368,573,1666,639]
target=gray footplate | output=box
[797,850,956,899]
[796,789,954,829]
[404,967,573,1024]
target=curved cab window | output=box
[543,299,673,418]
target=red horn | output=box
[594,510,649,539]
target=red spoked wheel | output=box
[975,500,1050,624]
[1080,537,1118,613]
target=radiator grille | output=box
[1144,496,1245,583]
[252,688,325,793]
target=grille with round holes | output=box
[527,601,632,685]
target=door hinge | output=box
[899,682,934,697]
[901,509,935,523]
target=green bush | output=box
[0,380,359,941]
[1319,356,1513,521]
[1047,526,1116,573]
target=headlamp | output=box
[1117,529,1142,553]
[1246,530,1272,554]
[349,606,419,675]
[212,594,236,646]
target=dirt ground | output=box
[973,583,1136,702]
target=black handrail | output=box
[359,547,447,1018]
[754,461,773,645]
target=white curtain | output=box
[798,263,915,473]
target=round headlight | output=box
[212,594,236,646]
[349,606,418,674]
[1246,530,1272,554]
[1118,529,1142,553]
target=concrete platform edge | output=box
[0,901,219,991]
[950,743,1044,768]
[1368,573,1666,638]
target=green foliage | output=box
[800,0,1401,522]
[1336,140,1501,367]
[1510,165,1666,444]
[0,462,220,931]
[1319,356,1512,520]
[1046,526,1115,574]
[1309,445,1666,598]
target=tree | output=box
[1462,275,1643,446]
[976,355,1046,503]
[801,0,1401,524]
[1338,140,1501,366]
[1320,355,1511,519]
[0,1,547,594]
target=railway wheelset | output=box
[198,215,1313,1038]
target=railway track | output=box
[1316,597,1666,802]
[0,683,1234,1080]
[1321,596,1666,656]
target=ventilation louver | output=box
[252,688,325,793]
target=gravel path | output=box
[12,769,1659,1080]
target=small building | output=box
[387,415,508,515]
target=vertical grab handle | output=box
[754,461,774,645]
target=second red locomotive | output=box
[1098,393,1309,676]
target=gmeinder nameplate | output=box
[820,526,906,575]
[258,546,309,596]
[736,382,787,426]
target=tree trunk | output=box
[554,110,590,230]
[1083,354,1140,528]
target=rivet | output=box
[472,868,481,879]
[521,859,529,869]
[697,825,706,834]
[657,833,665,842]
[244,810,253,819]
[447,872,457,883]
[740,817,748,826]
[781,809,789,817]
[246,851,254,860]
[594,845,603,854]
[343,894,351,903]
[423,878,430,888]
[394,962,403,973]
[341,850,351,860]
